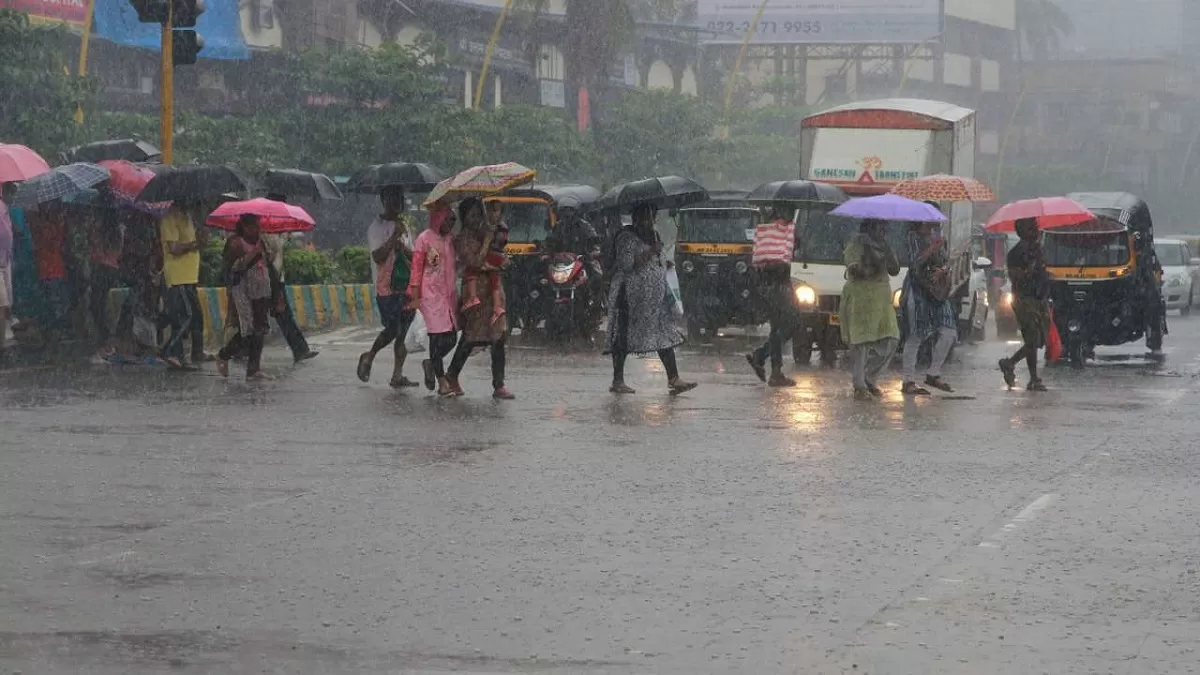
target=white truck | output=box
[790,98,991,363]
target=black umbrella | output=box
[344,162,447,194]
[137,165,251,203]
[596,176,709,213]
[68,139,162,164]
[262,169,343,201]
[746,180,847,205]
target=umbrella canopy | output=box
[596,176,709,213]
[205,197,316,234]
[423,162,537,207]
[829,194,947,222]
[0,144,52,183]
[99,160,171,215]
[263,169,343,201]
[138,165,250,203]
[68,139,161,164]
[746,180,847,204]
[890,174,996,203]
[12,163,111,208]
[985,197,1095,233]
[345,162,446,194]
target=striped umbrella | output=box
[422,162,537,207]
[12,162,110,208]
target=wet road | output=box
[3,317,1200,674]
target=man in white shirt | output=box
[356,186,419,387]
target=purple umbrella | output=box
[829,194,948,222]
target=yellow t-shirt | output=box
[160,208,200,287]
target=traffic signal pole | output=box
[160,1,174,164]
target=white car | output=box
[1155,238,1195,315]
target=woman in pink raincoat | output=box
[406,204,461,397]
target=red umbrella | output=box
[0,144,51,183]
[985,197,1095,232]
[205,197,316,233]
[98,160,170,215]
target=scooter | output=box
[541,252,603,343]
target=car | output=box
[1154,238,1195,315]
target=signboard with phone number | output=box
[695,1,942,45]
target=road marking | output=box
[978,493,1057,549]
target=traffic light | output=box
[129,0,170,23]
[172,30,205,66]
[171,0,205,28]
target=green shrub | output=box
[199,236,226,287]
[284,248,335,285]
[335,245,372,284]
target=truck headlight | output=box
[734,261,748,274]
[892,289,902,309]
[795,284,816,305]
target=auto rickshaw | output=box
[1050,192,1168,367]
[489,184,602,334]
[673,191,766,341]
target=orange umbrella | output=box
[890,174,996,203]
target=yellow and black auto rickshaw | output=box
[1049,192,1168,367]
[489,184,601,333]
[673,191,766,342]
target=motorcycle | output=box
[541,252,603,342]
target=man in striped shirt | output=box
[746,205,800,387]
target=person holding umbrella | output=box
[215,214,274,380]
[606,203,697,395]
[998,217,1051,391]
[899,216,958,396]
[841,218,901,400]
[263,193,318,364]
[746,203,801,388]
[357,186,420,388]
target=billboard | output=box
[806,128,931,187]
[695,1,943,45]
[0,0,88,26]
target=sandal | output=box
[217,359,229,378]
[668,379,698,396]
[924,375,954,392]
[854,387,874,401]
[999,358,1017,389]
[866,384,884,398]
[356,353,373,383]
[901,381,931,396]
[390,376,420,388]
[745,354,766,383]
[446,377,464,397]
[491,307,507,325]
[1027,379,1048,392]
[609,382,636,394]
[462,297,482,310]
[768,373,796,388]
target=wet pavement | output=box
[3,317,1200,674]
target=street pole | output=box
[721,0,771,136]
[75,0,95,124]
[475,0,515,110]
[160,1,174,164]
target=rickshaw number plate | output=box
[706,264,720,275]
[744,229,755,241]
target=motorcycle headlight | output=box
[681,260,695,273]
[550,268,572,284]
[795,284,817,305]
[735,261,748,274]
[892,289,903,309]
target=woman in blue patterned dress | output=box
[899,220,958,395]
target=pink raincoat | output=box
[408,208,459,334]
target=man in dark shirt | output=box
[999,217,1051,391]
[545,196,599,257]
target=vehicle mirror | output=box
[973,257,993,270]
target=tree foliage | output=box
[596,88,720,180]
[0,9,96,157]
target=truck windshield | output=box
[1043,231,1131,267]
[678,208,759,243]
[796,211,912,266]
[503,202,552,243]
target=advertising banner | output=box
[695,0,943,45]
[807,128,932,187]
[0,0,88,26]
[93,0,250,60]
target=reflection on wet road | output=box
[3,318,1200,674]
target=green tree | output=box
[473,105,598,181]
[1015,0,1073,62]
[0,9,96,157]
[595,88,719,181]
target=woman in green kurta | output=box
[840,219,901,400]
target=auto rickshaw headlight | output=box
[681,260,695,273]
[892,289,902,309]
[795,284,817,305]
[735,261,748,274]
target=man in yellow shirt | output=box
[159,203,210,367]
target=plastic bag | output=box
[1046,309,1063,363]
[133,315,158,350]
[404,310,428,354]
[664,267,684,319]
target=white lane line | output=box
[978,493,1057,549]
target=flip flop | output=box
[356,353,373,383]
[390,376,420,388]
[745,354,766,383]
[421,360,435,391]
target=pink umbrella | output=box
[985,197,1095,233]
[205,197,316,233]
[0,144,52,183]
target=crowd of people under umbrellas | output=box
[0,141,1055,398]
